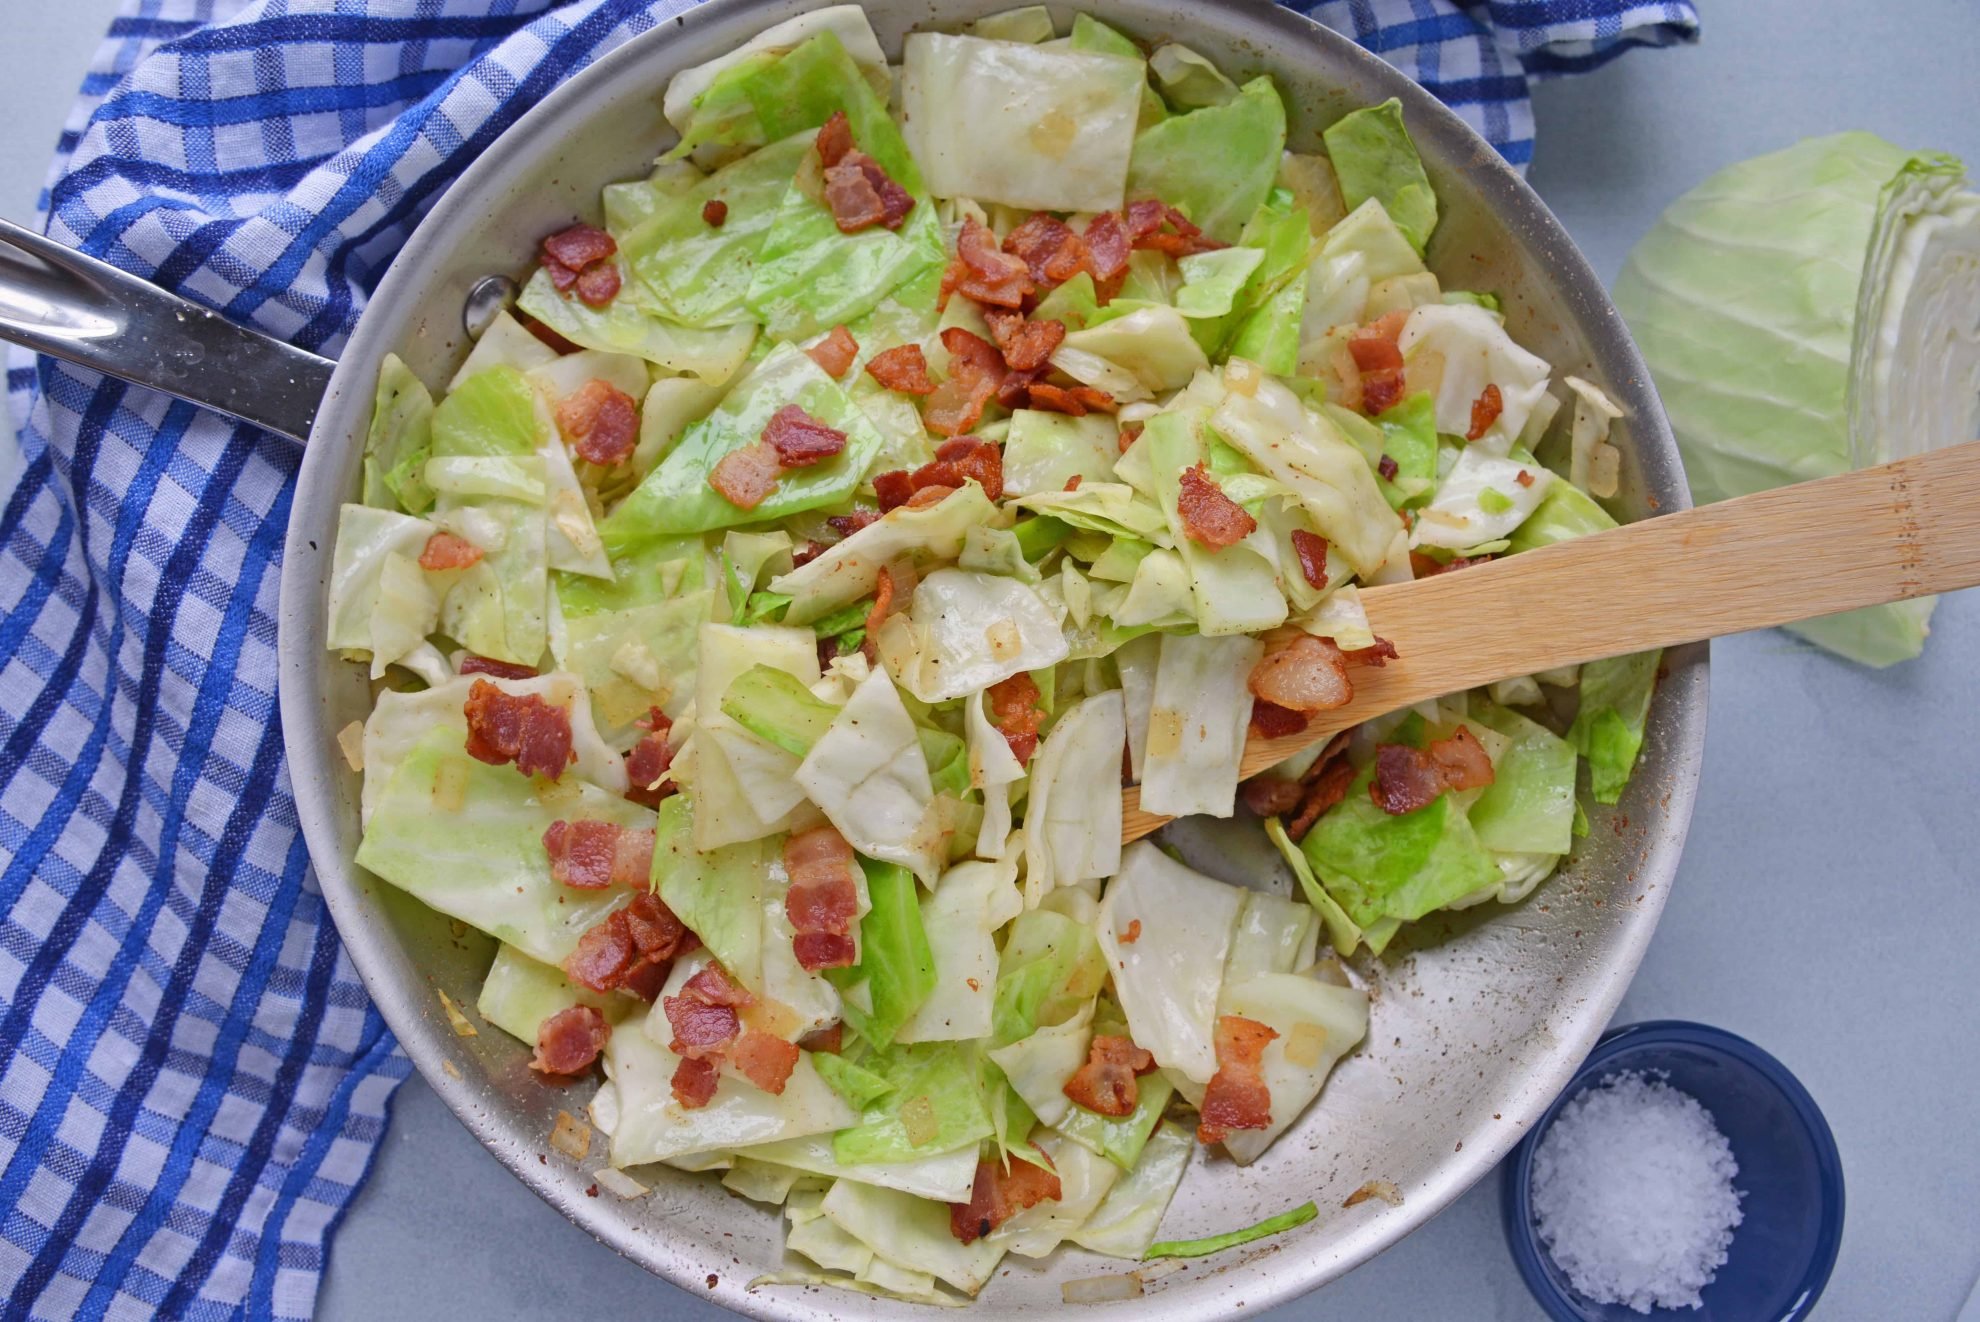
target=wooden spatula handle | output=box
[1121,439,1980,843]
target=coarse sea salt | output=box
[1530,1070,1744,1314]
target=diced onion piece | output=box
[337,720,366,772]
[1062,1273,1145,1304]
[550,1109,593,1161]
[593,1167,650,1199]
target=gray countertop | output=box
[6,3,1978,1319]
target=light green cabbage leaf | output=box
[1569,649,1662,806]
[897,857,1024,1043]
[1020,691,1125,907]
[769,483,997,626]
[1136,631,1265,818]
[355,727,649,965]
[1213,971,1368,1163]
[901,33,1144,213]
[1068,1119,1194,1258]
[1095,842,1244,1083]
[1322,98,1437,255]
[796,668,943,884]
[363,353,436,513]
[476,942,617,1045]
[1126,76,1287,244]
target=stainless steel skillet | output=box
[0,2,1706,1315]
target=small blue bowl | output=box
[1501,1021,1844,1322]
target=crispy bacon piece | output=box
[987,672,1045,765]
[1081,211,1131,298]
[564,892,693,997]
[1369,726,1496,816]
[664,992,741,1060]
[556,379,639,467]
[683,963,755,1008]
[1349,310,1409,415]
[764,404,849,469]
[1515,468,1536,488]
[531,1005,611,1077]
[575,262,621,308]
[1248,699,1310,741]
[1240,773,1305,818]
[983,308,1066,374]
[1122,918,1141,943]
[806,325,859,378]
[1248,635,1353,713]
[1177,464,1257,548]
[1430,725,1495,789]
[816,110,855,168]
[541,222,616,272]
[1124,199,1226,258]
[1002,213,1081,287]
[953,216,1035,309]
[702,198,728,227]
[732,1029,800,1095]
[872,468,916,511]
[791,539,825,568]
[865,344,936,395]
[1466,383,1504,442]
[542,819,656,890]
[624,708,677,808]
[1344,636,1400,668]
[865,565,897,641]
[1289,529,1330,591]
[907,484,956,509]
[996,367,1040,410]
[798,1022,844,1054]
[671,1056,720,1109]
[784,826,861,972]
[708,441,781,510]
[463,680,574,780]
[923,326,1007,437]
[905,436,1004,502]
[1064,474,1082,492]
[827,509,879,538]
[1411,550,1492,579]
[1378,453,1400,482]
[419,530,483,571]
[815,116,916,235]
[1024,380,1116,417]
[565,911,636,994]
[950,1157,1063,1245]
[459,654,537,680]
[1198,1015,1279,1145]
[1286,752,1356,841]
[1118,422,1144,454]
[1062,1036,1157,1118]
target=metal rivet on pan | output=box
[462,274,518,338]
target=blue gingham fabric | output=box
[0,1,1696,1317]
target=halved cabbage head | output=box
[1615,132,1980,666]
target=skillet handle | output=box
[0,216,336,445]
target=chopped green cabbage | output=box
[1322,99,1437,255]
[1126,76,1288,244]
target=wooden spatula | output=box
[1121,438,1980,844]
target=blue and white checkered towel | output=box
[0,1,1696,1316]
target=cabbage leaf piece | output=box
[517,268,756,384]
[769,483,998,626]
[1126,76,1288,244]
[1210,375,1399,575]
[601,343,885,543]
[363,353,436,514]
[355,727,650,965]
[621,132,814,328]
[1412,446,1555,550]
[829,1040,989,1165]
[1068,1119,1195,1258]
[1321,98,1437,255]
[1397,303,1554,454]
[1021,691,1125,907]
[897,856,1024,1043]
[900,32,1145,213]
[600,1001,855,1167]
[1137,631,1264,818]
[661,5,889,145]
[819,1178,1006,1297]
[1095,842,1244,1084]
[1569,649,1662,806]
[796,668,945,885]
[1213,971,1368,1164]
[1299,764,1501,930]
[688,622,820,849]
[895,569,1069,703]
[476,943,617,1045]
